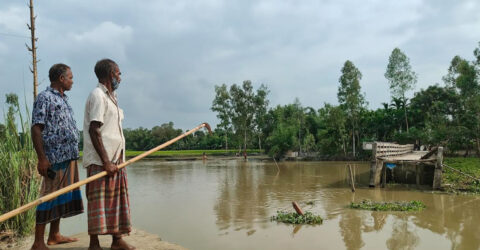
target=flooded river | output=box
[62,158,480,250]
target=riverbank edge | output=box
[0,228,187,250]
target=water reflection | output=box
[339,209,365,250]
[209,159,480,250]
[61,159,480,249]
[214,161,270,232]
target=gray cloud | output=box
[0,0,479,130]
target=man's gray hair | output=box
[94,58,117,81]
[49,63,70,83]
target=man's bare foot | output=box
[88,245,103,250]
[111,238,136,250]
[46,234,79,245]
[31,242,50,250]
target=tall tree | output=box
[317,103,347,156]
[211,84,232,150]
[152,122,182,145]
[292,98,305,154]
[385,48,417,132]
[443,55,480,155]
[253,84,269,150]
[264,104,301,158]
[474,42,480,67]
[338,60,365,157]
[211,81,269,153]
[230,81,256,153]
[443,56,467,89]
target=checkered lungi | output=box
[36,160,84,224]
[86,164,131,235]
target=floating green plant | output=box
[350,200,426,211]
[271,211,323,224]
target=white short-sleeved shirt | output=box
[83,83,125,167]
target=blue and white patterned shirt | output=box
[32,86,80,164]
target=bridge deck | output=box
[379,151,431,161]
[370,142,444,189]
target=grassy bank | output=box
[443,157,480,193]
[0,94,40,236]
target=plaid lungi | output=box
[36,160,84,224]
[86,164,131,235]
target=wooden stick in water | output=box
[272,157,280,173]
[292,201,304,216]
[0,122,212,223]
[348,164,356,192]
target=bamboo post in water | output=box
[348,164,355,192]
[292,201,304,216]
[272,157,280,173]
[0,123,212,223]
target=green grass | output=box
[443,157,480,193]
[0,95,40,236]
[349,200,426,211]
[271,211,323,224]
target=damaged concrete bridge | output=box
[368,142,444,190]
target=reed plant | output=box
[0,94,40,236]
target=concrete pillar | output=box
[369,160,377,187]
[374,160,383,187]
[381,162,386,188]
[433,147,444,190]
[369,142,377,187]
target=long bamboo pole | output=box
[27,0,39,100]
[0,122,212,223]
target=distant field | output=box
[80,149,263,158]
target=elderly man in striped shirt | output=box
[83,58,134,250]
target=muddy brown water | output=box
[59,159,480,250]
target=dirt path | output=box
[1,228,187,250]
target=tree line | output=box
[2,43,479,159]
[210,43,480,159]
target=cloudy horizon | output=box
[0,0,479,131]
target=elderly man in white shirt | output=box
[83,58,135,250]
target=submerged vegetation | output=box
[0,94,40,236]
[271,211,323,225]
[350,200,426,211]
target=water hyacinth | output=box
[271,211,323,224]
[349,200,426,211]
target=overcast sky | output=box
[0,0,479,130]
